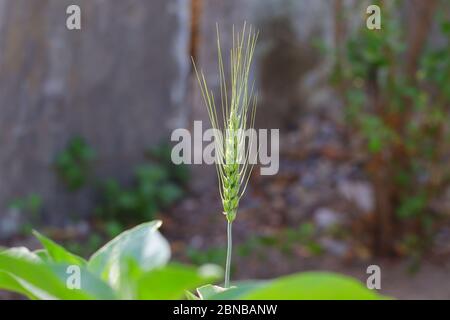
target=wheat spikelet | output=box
[192,22,258,223]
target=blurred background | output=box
[0,0,449,299]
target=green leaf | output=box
[207,281,267,300]
[441,21,450,35]
[196,284,228,300]
[33,249,51,262]
[0,270,39,299]
[157,183,183,207]
[33,230,87,266]
[396,195,427,219]
[231,272,384,300]
[136,263,221,299]
[49,265,116,300]
[136,165,168,183]
[88,220,170,288]
[2,247,41,263]
[185,290,200,300]
[0,249,90,299]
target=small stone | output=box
[74,221,90,237]
[338,180,374,213]
[272,196,286,211]
[314,207,341,229]
[300,172,317,188]
[190,235,204,248]
[0,208,22,240]
[320,238,348,257]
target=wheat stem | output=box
[225,220,233,288]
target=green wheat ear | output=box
[192,22,259,288]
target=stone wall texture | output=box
[0,0,190,223]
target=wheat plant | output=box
[192,23,259,288]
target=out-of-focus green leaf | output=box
[197,284,228,300]
[88,220,170,288]
[2,247,41,263]
[396,195,427,219]
[157,183,183,207]
[49,264,116,300]
[208,281,267,300]
[0,270,39,299]
[33,249,50,262]
[136,165,168,183]
[441,21,450,35]
[0,250,89,299]
[208,272,385,300]
[245,272,383,299]
[136,263,221,299]
[185,290,200,300]
[33,230,86,266]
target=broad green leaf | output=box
[207,281,268,300]
[49,265,116,300]
[33,230,87,266]
[0,251,87,299]
[228,272,384,300]
[0,249,115,300]
[0,270,39,299]
[2,247,41,263]
[88,220,170,288]
[197,284,227,300]
[0,247,44,299]
[33,249,50,262]
[136,263,221,300]
[185,290,200,300]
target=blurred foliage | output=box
[95,165,184,223]
[9,193,43,217]
[95,144,188,223]
[238,223,323,258]
[0,221,384,300]
[53,138,188,225]
[331,2,450,256]
[8,193,44,235]
[50,139,189,257]
[54,136,95,191]
[187,246,227,267]
[65,233,103,259]
[187,222,323,267]
[146,143,190,186]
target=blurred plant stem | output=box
[225,221,233,288]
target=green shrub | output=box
[54,136,95,191]
[8,193,43,234]
[146,143,190,186]
[95,164,184,223]
[54,137,187,224]
[331,3,450,256]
